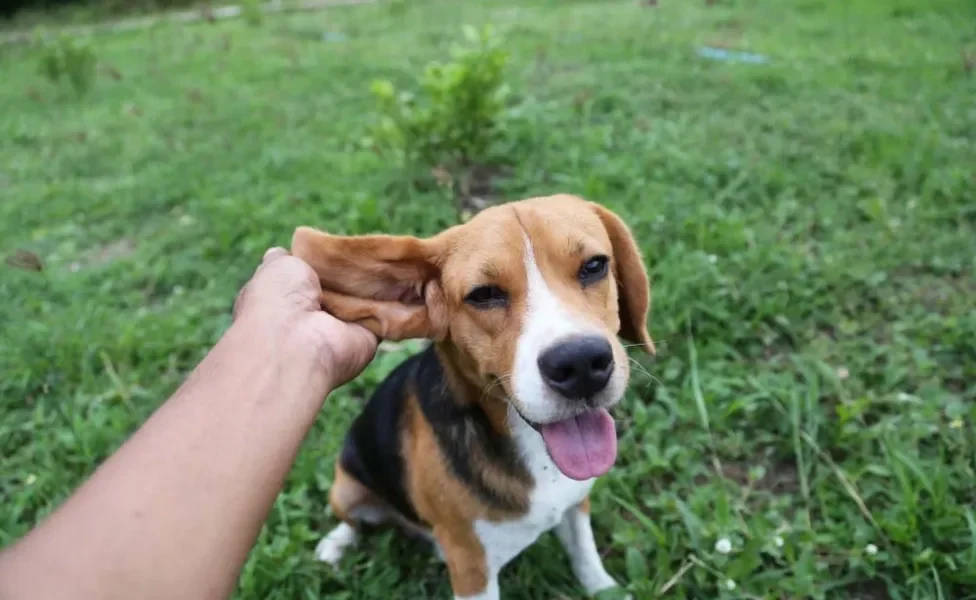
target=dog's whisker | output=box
[480,373,513,402]
[620,333,681,352]
[627,356,663,387]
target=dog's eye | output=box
[465,285,508,309]
[578,255,609,286]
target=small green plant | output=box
[37,36,97,96]
[387,0,408,16]
[367,24,512,207]
[241,0,264,27]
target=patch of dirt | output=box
[430,162,509,222]
[460,163,507,212]
[722,456,801,495]
[4,249,44,272]
[81,238,137,268]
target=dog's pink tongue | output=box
[539,408,617,481]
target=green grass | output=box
[2,0,976,597]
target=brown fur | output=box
[329,460,382,525]
[580,497,591,515]
[591,203,656,353]
[291,193,653,386]
[293,194,653,596]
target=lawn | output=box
[2,0,975,597]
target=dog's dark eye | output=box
[578,255,609,286]
[465,285,508,309]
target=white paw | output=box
[314,523,357,566]
[314,537,346,566]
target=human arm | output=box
[0,248,377,600]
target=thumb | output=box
[262,247,289,264]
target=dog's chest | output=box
[523,448,595,528]
[472,419,594,570]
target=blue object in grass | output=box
[697,46,768,64]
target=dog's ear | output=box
[590,203,655,354]
[291,227,449,341]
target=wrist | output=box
[224,315,336,404]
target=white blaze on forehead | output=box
[520,233,585,344]
[511,233,599,421]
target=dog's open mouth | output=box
[523,408,618,481]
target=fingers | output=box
[233,247,288,321]
[262,247,289,264]
[250,247,290,279]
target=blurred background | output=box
[1,0,974,598]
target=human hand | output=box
[233,247,378,390]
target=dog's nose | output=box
[537,335,614,400]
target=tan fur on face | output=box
[290,194,653,408]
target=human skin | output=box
[0,248,378,600]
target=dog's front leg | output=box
[555,500,628,598]
[434,525,500,600]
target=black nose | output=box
[537,335,614,400]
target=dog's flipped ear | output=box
[291,227,448,341]
[590,203,655,355]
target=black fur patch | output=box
[338,345,531,520]
[412,347,532,513]
[339,354,421,524]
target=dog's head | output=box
[292,194,653,480]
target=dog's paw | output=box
[314,523,358,567]
[314,537,346,566]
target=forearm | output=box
[0,319,332,600]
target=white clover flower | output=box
[708,254,718,264]
[715,537,732,554]
[773,535,784,548]
[865,543,878,556]
[725,579,736,591]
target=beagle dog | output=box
[290,194,654,599]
